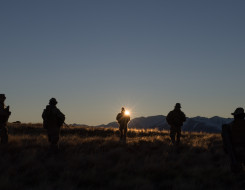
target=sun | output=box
[125,110,130,115]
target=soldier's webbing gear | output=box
[166,109,186,127]
[42,105,65,145]
[42,105,65,129]
[166,109,186,144]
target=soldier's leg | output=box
[234,147,245,169]
[123,126,127,140]
[48,128,60,151]
[47,129,53,144]
[221,124,230,154]
[119,125,123,140]
[231,148,243,172]
[47,128,59,144]
[176,127,181,144]
[222,124,241,171]
[0,125,8,144]
[51,135,59,145]
[170,126,176,144]
[52,127,60,145]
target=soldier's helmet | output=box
[0,94,6,101]
[121,107,125,112]
[175,103,181,109]
[49,98,58,105]
[231,107,245,116]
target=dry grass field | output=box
[0,124,244,190]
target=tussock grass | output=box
[0,124,245,190]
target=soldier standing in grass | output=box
[222,107,245,173]
[116,107,130,142]
[42,98,65,149]
[166,103,186,145]
[0,94,11,144]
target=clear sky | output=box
[1,0,245,125]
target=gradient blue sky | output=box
[1,0,245,125]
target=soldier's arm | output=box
[42,109,46,120]
[184,114,186,121]
[56,109,65,120]
[182,112,186,122]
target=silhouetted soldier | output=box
[0,94,11,144]
[116,107,130,141]
[42,98,65,149]
[222,107,245,173]
[166,103,186,145]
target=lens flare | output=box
[125,110,130,115]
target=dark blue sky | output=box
[1,1,245,124]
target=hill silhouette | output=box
[1,123,244,190]
[82,115,233,133]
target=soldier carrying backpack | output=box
[42,98,65,149]
[222,107,245,173]
[166,103,186,145]
[116,107,130,142]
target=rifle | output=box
[63,122,70,128]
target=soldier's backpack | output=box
[42,107,58,128]
[42,107,55,121]
[116,113,122,122]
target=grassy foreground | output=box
[0,124,244,190]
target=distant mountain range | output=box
[72,115,233,133]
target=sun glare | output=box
[125,110,130,115]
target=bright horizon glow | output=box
[1,1,245,125]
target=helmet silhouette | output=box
[49,98,58,105]
[175,103,181,108]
